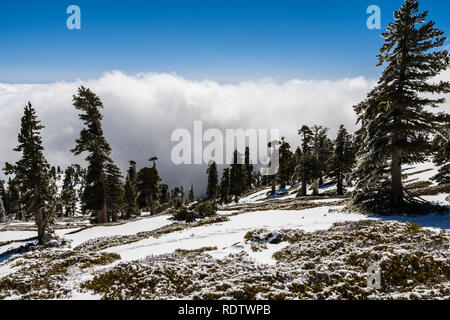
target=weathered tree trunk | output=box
[271,178,276,195]
[149,193,155,215]
[337,172,344,196]
[297,174,307,197]
[97,203,108,224]
[312,179,319,196]
[35,208,46,245]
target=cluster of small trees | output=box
[205,124,356,204]
[205,147,257,204]
[0,88,178,243]
[204,0,450,214]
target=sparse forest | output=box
[0,0,449,301]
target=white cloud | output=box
[0,70,448,194]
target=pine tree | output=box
[5,178,22,220]
[220,168,231,204]
[105,162,124,222]
[230,150,245,202]
[61,167,78,217]
[353,0,450,213]
[278,137,295,190]
[206,161,219,200]
[3,102,55,244]
[244,147,254,190]
[171,186,184,208]
[137,159,160,215]
[188,184,195,202]
[328,125,355,195]
[71,86,112,223]
[266,140,280,195]
[149,156,158,168]
[180,185,185,199]
[311,126,333,187]
[432,129,450,184]
[296,125,321,197]
[77,167,88,215]
[159,184,170,204]
[124,160,139,218]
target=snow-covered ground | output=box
[0,230,36,242]
[103,207,367,265]
[403,161,440,184]
[55,215,172,248]
[0,160,448,300]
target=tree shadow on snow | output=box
[373,213,450,230]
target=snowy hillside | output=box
[0,161,449,300]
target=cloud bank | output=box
[0,71,448,194]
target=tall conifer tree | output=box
[220,168,231,204]
[71,86,112,223]
[206,161,219,200]
[230,150,245,202]
[61,167,78,217]
[328,125,355,195]
[105,162,124,222]
[353,0,450,213]
[188,184,195,202]
[124,160,139,218]
[137,158,160,215]
[296,125,321,197]
[4,103,55,244]
[244,147,254,190]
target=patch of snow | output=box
[0,231,36,242]
[104,206,368,263]
[421,194,450,205]
[58,215,173,247]
[404,161,439,183]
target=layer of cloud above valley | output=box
[0,71,448,195]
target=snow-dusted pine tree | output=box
[124,160,139,218]
[3,102,56,244]
[328,125,354,196]
[220,168,231,204]
[295,125,320,197]
[105,162,124,222]
[206,161,219,200]
[61,167,78,217]
[71,86,112,223]
[352,0,450,214]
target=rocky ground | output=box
[0,163,449,300]
[0,212,448,300]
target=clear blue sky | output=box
[1,0,449,83]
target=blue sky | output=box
[1,0,449,83]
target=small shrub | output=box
[173,200,217,222]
